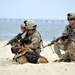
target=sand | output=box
[0,41,75,75]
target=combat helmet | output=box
[20,23,26,28]
[26,20,37,30]
[67,13,75,20]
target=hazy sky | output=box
[0,0,75,19]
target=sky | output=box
[0,0,75,19]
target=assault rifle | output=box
[4,33,23,47]
[44,25,73,48]
[44,35,68,48]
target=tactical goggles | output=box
[67,18,75,21]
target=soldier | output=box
[54,13,75,58]
[24,20,43,55]
[20,22,27,39]
[54,13,75,62]
[11,22,27,54]
[4,21,27,47]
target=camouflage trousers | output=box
[54,39,68,57]
[34,49,41,55]
[60,42,75,62]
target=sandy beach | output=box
[0,41,75,75]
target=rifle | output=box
[4,33,23,47]
[44,35,68,48]
[44,25,73,48]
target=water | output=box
[0,20,67,41]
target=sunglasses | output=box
[67,18,75,21]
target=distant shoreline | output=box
[0,18,67,23]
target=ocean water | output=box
[0,20,67,41]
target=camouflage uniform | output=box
[54,13,75,57]
[54,39,68,57]
[60,42,75,62]
[25,20,43,55]
[27,30,42,55]
[56,13,75,62]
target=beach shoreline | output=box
[0,41,75,75]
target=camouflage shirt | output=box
[62,24,75,40]
[28,30,42,50]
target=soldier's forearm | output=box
[17,50,27,58]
